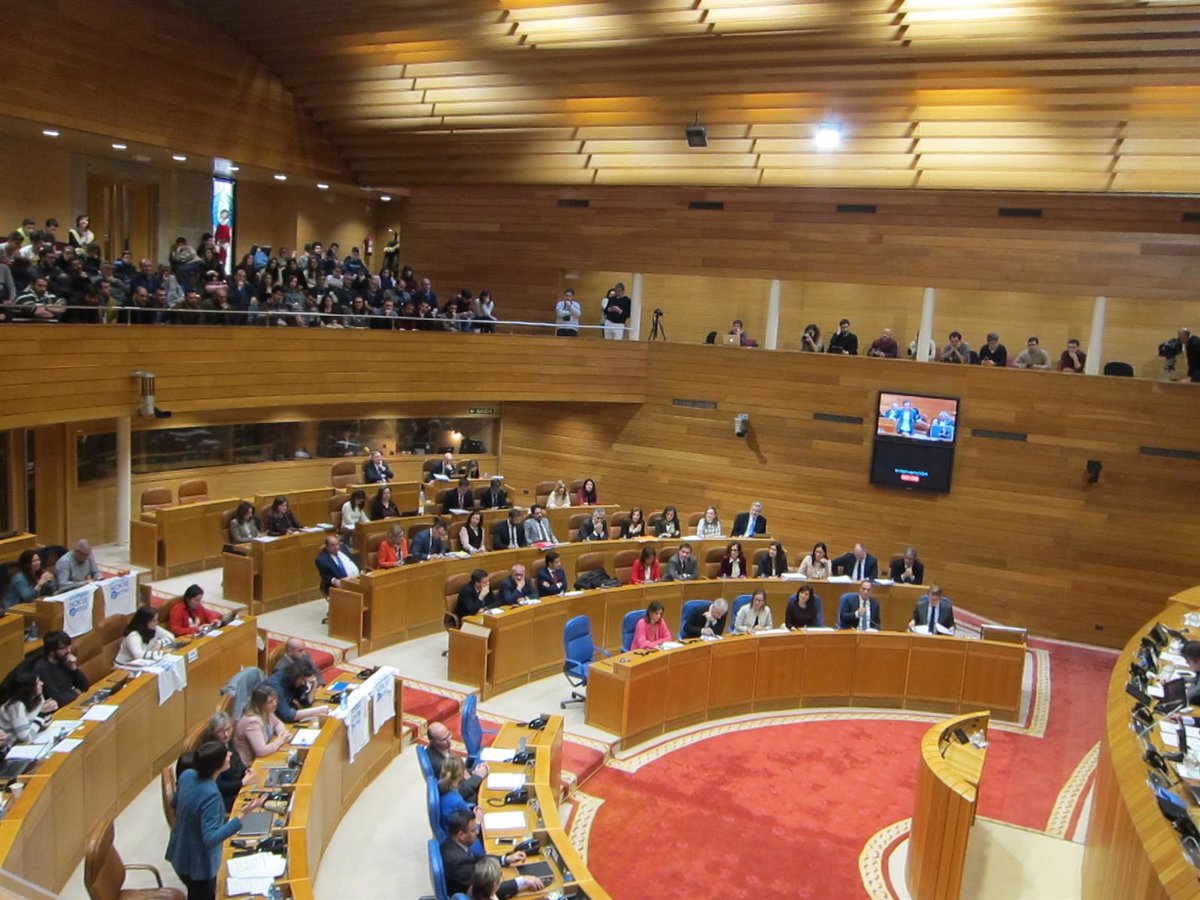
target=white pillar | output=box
[116,415,131,546]
[628,273,643,341]
[1086,295,1107,375]
[917,287,936,362]
[765,279,781,350]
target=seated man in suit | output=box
[536,551,568,596]
[490,509,527,550]
[577,509,609,542]
[496,564,537,605]
[830,542,879,581]
[480,476,509,509]
[523,504,559,545]
[426,451,457,482]
[837,580,881,631]
[441,809,541,899]
[410,519,450,561]
[443,476,476,514]
[455,569,492,620]
[890,547,925,585]
[682,598,728,639]
[731,501,768,538]
[362,450,393,484]
[664,542,699,581]
[427,721,488,803]
[315,535,360,596]
[909,585,955,635]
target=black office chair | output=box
[1103,361,1134,377]
[705,331,717,344]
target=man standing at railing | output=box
[601,282,630,340]
[555,287,581,336]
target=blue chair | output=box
[678,599,711,640]
[428,837,449,900]
[426,775,447,843]
[810,594,825,628]
[621,609,643,652]
[730,594,753,626]
[561,614,610,708]
[417,744,435,781]
[460,694,497,766]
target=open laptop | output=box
[721,333,740,346]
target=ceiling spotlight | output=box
[685,113,707,148]
[172,154,187,162]
[274,174,287,181]
[316,183,329,190]
[133,154,151,163]
[380,194,392,202]
[228,165,240,172]
[815,122,842,150]
[42,129,60,138]
[112,143,127,150]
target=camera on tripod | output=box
[653,308,664,317]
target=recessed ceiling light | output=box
[133,154,151,163]
[112,143,127,150]
[273,174,287,181]
[380,195,392,202]
[42,129,60,138]
[228,165,240,172]
[814,122,842,150]
[316,183,329,190]
[172,154,187,162]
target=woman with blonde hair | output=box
[233,685,289,765]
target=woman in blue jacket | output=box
[167,740,266,900]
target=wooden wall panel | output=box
[0,138,72,238]
[639,274,773,344]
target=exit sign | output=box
[469,407,495,415]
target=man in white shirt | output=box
[523,505,559,544]
[554,288,581,337]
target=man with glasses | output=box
[31,630,89,707]
[263,658,329,724]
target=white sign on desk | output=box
[100,574,137,617]
[370,672,396,735]
[345,691,370,763]
[52,585,95,637]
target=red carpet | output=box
[578,636,1113,899]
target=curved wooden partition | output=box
[907,711,990,900]
[0,621,256,894]
[584,632,1020,748]
[1082,587,1200,900]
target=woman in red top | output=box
[376,525,408,568]
[631,601,672,649]
[168,584,222,636]
[576,478,598,506]
[630,545,660,584]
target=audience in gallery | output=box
[233,684,289,765]
[167,584,222,636]
[116,605,175,667]
[630,600,672,649]
[866,327,900,358]
[733,589,773,633]
[1014,336,1053,370]
[800,322,824,352]
[681,597,727,639]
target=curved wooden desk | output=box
[584,631,1022,748]
[907,711,990,900]
[1083,587,1200,900]
[479,716,612,900]
[0,619,256,894]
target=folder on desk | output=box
[487,773,526,791]
[483,811,526,832]
[516,861,553,880]
[290,728,321,747]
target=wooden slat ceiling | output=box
[191,0,1200,193]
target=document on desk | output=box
[486,773,526,791]
[660,641,684,650]
[480,747,514,763]
[483,811,526,832]
[226,876,274,897]
[227,852,287,879]
[52,738,84,754]
[5,744,49,761]
[82,704,119,722]
[252,535,278,543]
[291,728,322,747]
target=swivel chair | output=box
[561,614,610,708]
[621,609,643,652]
[678,599,711,640]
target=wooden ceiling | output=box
[192,0,1200,193]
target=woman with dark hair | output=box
[576,478,598,506]
[631,545,660,584]
[0,671,56,743]
[756,541,789,578]
[340,489,370,545]
[3,548,56,608]
[167,739,266,900]
[116,606,175,666]
[622,507,647,539]
[168,584,222,636]
[786,585,824,629]
[369,485,400,520]
[233,685,289,765]
[317,292,342,327]
[797,541,832,580]
[459,510,486,555]
[228,501,260,542]
[656,505,681,538]
[631,600,672,650]
[399,265,418,293]
[68,214,94,249]
[264,496,301,535]
[471,289,496,333]
[718,541,748,578]
[801,323,824,352]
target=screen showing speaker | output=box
[871,391,960,493]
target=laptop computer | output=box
[265,767,299,787]
[1160,677,1189,714]
[721,333,740,347]
[238,810,274,837]
[217,609,238,627]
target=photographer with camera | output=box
[1161,328,1200,382]
[601,282,631,340]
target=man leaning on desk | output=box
[411,520,450,561]
[441,808,543,898]
[55,539,100,591]
[497,565,536,605]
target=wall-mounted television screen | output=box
[871,391,960,493]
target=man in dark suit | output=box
[441,809,540,899]
[362,450,393,484]
[830,543,879,581]
[455,569,492,620]
[425,451,457,483]
[480,476,509,509]
[497,564,537,605]
[427,722,487,802]
[909,585,955,635]
[410,520,449,561]
[491,509,527,550]
[890,547,925,584]
[665,543,699,581]
[443,476,475,513]
[731,501,768,537]
[314,535,359,596]
[838,580,881,631]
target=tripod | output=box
[649,311,667,341]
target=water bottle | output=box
[418,486,426,515]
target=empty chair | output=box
[561,614,610,708]
[177,480,208,504]
[678,599,711,640]
[613,549,639,585]
[84,817,185,900]
[621,609,643,652]
[730,593,753,624]
[1103,361,1134,377]
[460,694,497,765]
[427,836,452,900]
[160,764,177,829]
[330,460,357,489]
[140,487,173,514]
[221,666,265,719]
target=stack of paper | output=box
[486,772,526,791]
[291,728,321,747]
[479,747,514,763]
[227,852,287,879]
[482,811,526,832]
[82,704,118,722]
